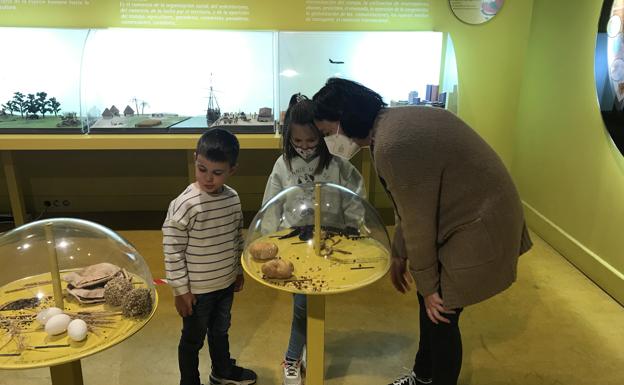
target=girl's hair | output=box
[283,93,331,174]
[313,78,387,139]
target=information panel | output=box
[0,0,432,30]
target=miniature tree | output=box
[140,100,149,115]
[1,100,16,115]
[12,92,26,118]
[49,97,61,117]
[130,97,140,116]
[36,92,51,118]
[25,93,39,118]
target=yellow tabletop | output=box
[0,272,157,369]
[242,229,390,295]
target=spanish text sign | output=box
[0,0,431,30]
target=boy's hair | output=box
[283,93,331,174]
[313,77,387,139]
[196,128,240,167]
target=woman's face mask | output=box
[323,124,360,160]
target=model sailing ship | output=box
[205,84,221,125]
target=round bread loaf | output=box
[249,241,278,260]
[261,259,294,279]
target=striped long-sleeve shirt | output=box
[162,183,244,296]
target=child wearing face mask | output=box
[262,93,366,385]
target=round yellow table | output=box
[0,272,157,385]
[242,229,390,385]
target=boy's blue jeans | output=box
[178,284,235,385]
[286,293,307,361]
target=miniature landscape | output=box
[0,91,81,130]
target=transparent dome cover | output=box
[243,182,390,294]
[0,218,157,369]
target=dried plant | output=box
[0,320,29,353]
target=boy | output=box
[163,128,257,385]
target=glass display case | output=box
[0,27,459,135]
[82,28,275,134]
[242,182,390,294]
[278,31,445,114]
[0,218,156,369]
[0,28,88,133]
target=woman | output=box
[312,78,532,385]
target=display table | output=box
[242,228,389,385]
[0,272,158,385]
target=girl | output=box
[262,93,366,385]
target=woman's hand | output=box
[390,257,413,293]
[175,292,196,318]
[424,292,455,324]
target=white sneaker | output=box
[282,359,302,385]
[388,370,432,385]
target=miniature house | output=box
[101,108,113,119]
[257,107,273,122]
[123,105,134,116]
[109,105,120,116]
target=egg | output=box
[36,307,63,326]
[44,313,71,336]
[67,319,88,341]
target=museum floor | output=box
[2,230,623,385]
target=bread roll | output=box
[261,259,294,279]
[249,241,278,260]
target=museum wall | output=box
[0,1,535,228]
[513,0,624,304]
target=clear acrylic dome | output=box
[243,182,390,294]
[0,218,156,369]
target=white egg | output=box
[67,319,88,342]
[36,307,63,326]
[44,313,71,336]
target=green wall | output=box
[431,0,534,167]
[513,0,624,304]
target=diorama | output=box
[0,28,458,135]
[243,183,390,294]
[0,219,156,368]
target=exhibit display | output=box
[242,183,391,294]
[0,27,459,135]
[0,218,157,370]
[449,0,505,25]
[278,31,450,113]
[242,182,390,385]
[0,28,87,133]
[596,0,624,156]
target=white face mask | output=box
[292,144,318,160]
[323,124,360,160]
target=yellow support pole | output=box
[314,183,321,256]
[50,360,84,385]
[306,294,325,385]
[44,222,64,309]
[1,151,27,226]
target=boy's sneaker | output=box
[388,370,432,385]
[281,359,302,385]
[209,363,257,385]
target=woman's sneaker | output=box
[209,363,257,385]
[282,359,302,385]
[388,370,432,385]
